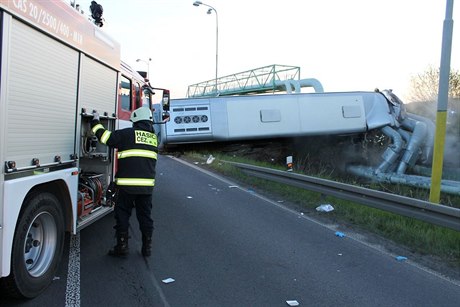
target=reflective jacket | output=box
[91,120,158,194]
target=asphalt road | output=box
[1,154,459,306]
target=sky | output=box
[73,0,459,100]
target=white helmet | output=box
[130,107,152,122]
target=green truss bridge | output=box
[187,64,304,98]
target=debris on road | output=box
[286,300,300,306]
[316,204,334,212]
[162,278,175,284]
[206,155,215,164]
[395,256,408,261]
[335,231,346,238]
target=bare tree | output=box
[408,66,460,107]
[407,67,459,136]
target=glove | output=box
[105,181,118,207]
[92,111,100,121]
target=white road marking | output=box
[65,233,80,307]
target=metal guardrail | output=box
[225,161,460,232]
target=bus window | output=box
[120,75,131,111]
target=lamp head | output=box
[193,1,202,6]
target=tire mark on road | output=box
[143,257,171,307]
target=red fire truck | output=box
[0,0,168,298]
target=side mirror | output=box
[162,96,170,112]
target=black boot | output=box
[108,232,129,257]
[141,235,152,257]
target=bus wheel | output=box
[3,192,65,298]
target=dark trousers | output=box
[114,189,154,237]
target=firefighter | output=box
[91,107,158,257]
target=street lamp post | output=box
[136,58,152,79]
[429,0,454,203]
[193,1,218,95]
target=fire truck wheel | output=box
[4,192,65,298]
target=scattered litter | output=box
[300,212,304,215]
[187,196,193,199]
[53,276,60,280]
[286,156,293,172]
[229,185,238,189]
[395,256,408,261]
[338,253,343,256]
[277,200,285,203]
[335,231,346,238]
[206,155,215,164]
[194,162,199,165]
[316,204,334,212]
[162,278,175,284]
[286,300,300,306]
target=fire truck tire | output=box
[2,192,65,298]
